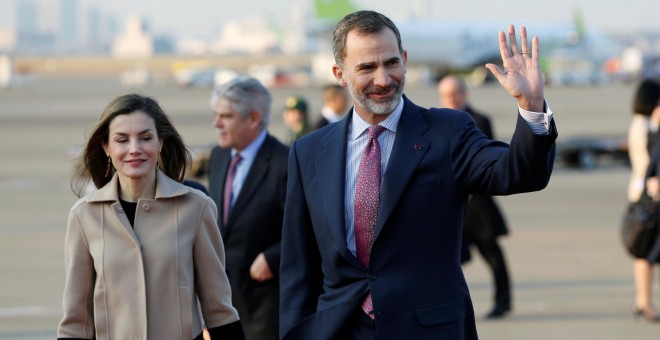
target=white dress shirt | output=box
[229,130,267,208]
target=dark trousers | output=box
[473,237,511,308]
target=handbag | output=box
[621,191,659,258]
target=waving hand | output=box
[485,25,544,112]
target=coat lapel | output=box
[375,99,430,240]
[86,174,137,245]
[210,148,231,235]
[316,115,362,267]
[225,135,273,231]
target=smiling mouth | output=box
[126,160,145,166]
[371,89,394,97]
[367,84,398,99]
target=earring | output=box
[105,155,111,178]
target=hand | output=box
[485,25,544,112]
[250,253,274,282]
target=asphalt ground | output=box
[1,74,657,339]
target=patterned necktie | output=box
[223,153,242,226]
[354,125,386,319]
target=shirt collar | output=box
[350,96,404,140]
[232,129,267,160]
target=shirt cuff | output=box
[519,100,553,135]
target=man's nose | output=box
[373,67,392,88]
[212,115,222,128]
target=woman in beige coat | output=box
[58,94,245,339]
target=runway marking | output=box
[0,306,60,319]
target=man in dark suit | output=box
[438,75,513,319]
[208,76,288,340]
[313,84,349,131]
[280,10,556,340]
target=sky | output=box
[1,0,659,40]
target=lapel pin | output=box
[414,144,422,151]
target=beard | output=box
[346,77,404,116]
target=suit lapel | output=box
[375,99,430,240]
[316,115,362,267]
[210,148,231,235]
[226,135,273,231]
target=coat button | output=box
[368,274,377,281]
[142,204,151,211]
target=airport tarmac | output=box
[0,74,657,339]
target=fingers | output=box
[520,26,529,54]
[497,31,509,60]
[532,35,539,59]
[507,24,519,55]
[504,25,538,59]
[485,63,506,86]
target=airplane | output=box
[306,0,621,86]
[170,0,620,88]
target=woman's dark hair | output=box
[633,78,660,116]
[71,94,191,197]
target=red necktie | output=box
[354,125,385,319]
[223,153,242,226]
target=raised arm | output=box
[485,25,544,112]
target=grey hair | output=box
[332,10,403,66]
[210,76,272,130]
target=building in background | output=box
[111,15,153,58]
[59,0,79,48]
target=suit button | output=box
[142,204,150,211]
[368,274,377,281]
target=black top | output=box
[119,199,137,227]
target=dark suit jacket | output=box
[463,105,508,243]
[208,134,288,339]
[280,96,557,339]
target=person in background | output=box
[184,179,209,195]
[282,95,310,144]
[279,10,556,339]
[313,84,350,130]
[627,78,660,322]
[59,94,244,339]
[207,76,288,340]
[438,75,513,319]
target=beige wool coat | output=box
[58,170,240,339]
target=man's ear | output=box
[248,111,262,128]
[402,50,408,73]
[332,64,347,87]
